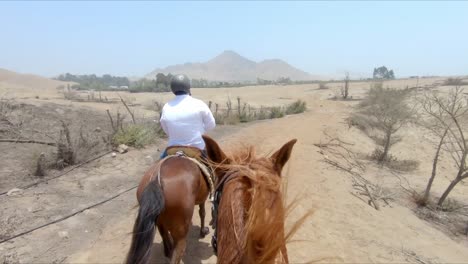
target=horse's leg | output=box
[199,202,209,238]
[170,237,187,264]
[157,224,173,258]
[169,226,189,264]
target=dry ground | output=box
[1,76,468,263]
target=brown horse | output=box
[203,135,297,264]
[126,152,210,264]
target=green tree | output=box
[373,66,395,80]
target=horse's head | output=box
[202,135,297,264]
[202,135,297,180]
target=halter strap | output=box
[211,170,241,255]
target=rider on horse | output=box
[159,74,216,159]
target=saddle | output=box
[162,146,215,195]
[166,145,204,159]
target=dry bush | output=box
[285,100,307,115]
[210,98,306,125]
[269,106,285,119]
[112,122,158,148]
[341,72,350,99]
[33,152,46,177]
[443,77,468,86]
[63,89,81,101]
[418,87,468,207]
[318,82,329,90]
[350,83,414,163]
[53,120,109,167]
[368,149,419,172]
[108,97,164,148]
[414,197,468,238]
[1,101,112,176]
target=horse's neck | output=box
[219,178,278,264]
[217,177,251,263]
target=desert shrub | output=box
[63,89,81,101]
[239,112,254,123]
[214,114,240,125]
[285,100,307,114]
[351,83,413,163]
[269,106,285,119]
[443,78,467,86]
[318,82,329,90]
[113,123,157,148]
[346,114,369,131]
[369,149,419,171]
[341,72,350,99]
[212,98,306,125]
[387,159,420,172]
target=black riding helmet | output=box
[170,74,191,95]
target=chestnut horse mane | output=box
[216,145,291,263]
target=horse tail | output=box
[126,181,165,264]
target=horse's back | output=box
[160,157,202,207]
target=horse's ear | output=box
[203,135,229,164]
[270,139,297,174]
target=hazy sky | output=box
[1,1,467,78]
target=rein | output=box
[210,170,240,255]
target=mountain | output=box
[145,50,319,82]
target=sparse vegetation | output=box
[341,72,350,99]
[443,77,468,86]
[269,106,285,118]
[418,87,468,207]
[211,98,306,125]
[413,196,468,238]
[369,149,419,171]
[350,82,414,163]
[285,99,307,114]
[1,99,111,174]
[318,82,329,90]
[112,123,158,148]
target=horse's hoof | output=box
[200,227,210,238]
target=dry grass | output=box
[443,78,468,86]
[212,98,307,125]
[368,149,420,172]
[112,122,158,148]
[318,82,329,90]
[413,197,468,238]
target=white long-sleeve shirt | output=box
[160,95,216,150]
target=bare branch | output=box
[0,139,57,146]
[118,93,136,124]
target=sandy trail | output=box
[67,96,468,263]
[2,80,468,263]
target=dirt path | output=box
[0,124,243,263]
[2,93,468,263]
[69,97,468,264]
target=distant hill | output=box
[0,68,70,91]
[145,50,322,82]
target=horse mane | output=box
[216,144,289,263]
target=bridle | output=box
[210,170,240,255]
